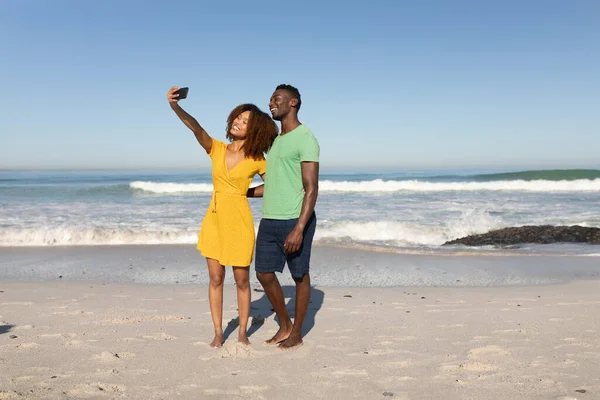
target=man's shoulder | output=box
[295,125,318,143]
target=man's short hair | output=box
[276,84,301,110]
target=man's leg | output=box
[279,273,310,350]
[279,212,317,351]
[255,218,291,345]
[256,271,293,344]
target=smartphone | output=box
[174,87,189,99]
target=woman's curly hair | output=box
[226,104,278,160]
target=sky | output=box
[1,0,599,171]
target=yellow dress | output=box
[197,138,266,267]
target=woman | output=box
[167,86,278,347]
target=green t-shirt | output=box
[262,124,320,219]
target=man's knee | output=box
[256,271,275,285]
[292,273,309,284]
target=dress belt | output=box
[211,191,246,213]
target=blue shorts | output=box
[255,213,317,279]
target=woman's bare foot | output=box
[210,333,224,348]
[264,324,292,346]
[278,334,303,351]
[238,334,251,345]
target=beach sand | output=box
[1,277,600,399]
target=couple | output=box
[167,84,319,351]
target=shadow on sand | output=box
[223,285,325,341]
[0,324,15,335]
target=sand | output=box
[1,278,600,399]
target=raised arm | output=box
[284,162,319,253]
[167,86,212,154]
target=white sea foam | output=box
[317,208,501,246]
[0,228,198,247]
[130,179,600,194]
[130,181,214,193]
[0,211,498,247]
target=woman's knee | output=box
[235,276,249,291]
[209,273,225,287]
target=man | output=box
[251,84,319,351]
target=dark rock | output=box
[444,225,600,247]
[344,295,352,298]
[575,389,587,393]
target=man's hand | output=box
[284,227,304,254]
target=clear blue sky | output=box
[1,0,599,170]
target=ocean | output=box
[2,168,600,256]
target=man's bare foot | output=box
[238,334,251,345]
[278,335,303,351]
[263,325,292,346]
[210,333,224,348]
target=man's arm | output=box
[284,162,319,253]
[167,87,212,154]
[247,174,265,198]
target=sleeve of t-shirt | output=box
[299,133,320,162]
[208,138,223,159]
[257,159,267,175]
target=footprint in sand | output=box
[116,337,145,343]
[91,351,135,363]
[64,383,127,397]
[17,342,40,349]
[349,349,398,356]
[468,345,511,359]
[14,325,34,331]
[332,369,369,377]
[200,342,267,360]
[96,314,187,325]
[324,329,354,334]
[39,333,63,338]
[65,339,88,347]
[440,361,498,372]
[0,390,21,399]
[142,332,177,341]
[383,360,411,368]
[493,328,529,334]
[92,368,121,378]
[239,385,270,395]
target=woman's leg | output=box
[232,266,251,345]
[207,258,225,348]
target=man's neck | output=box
[280,114,301,136]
